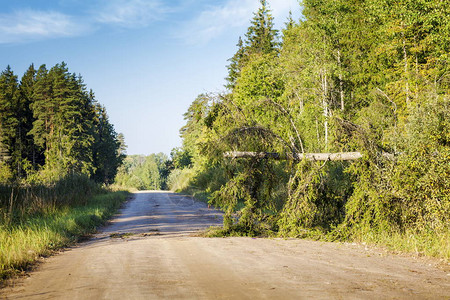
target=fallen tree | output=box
[224,151,363,161]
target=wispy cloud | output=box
[94,0,168,28]
[0,10,89,44]
[178,0,257,45]
[178,0,300,45]
[0,0,300,45]
[0,0,170,44]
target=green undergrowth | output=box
[333,228,450,261]
[200,190,449,261]
[0,191,129,280]
[205,222,449,261]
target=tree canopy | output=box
[0,63,124,184]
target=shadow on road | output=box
[98,191,223,238]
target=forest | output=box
[168,0,449,257]
[0,62,127,279]
[0,62,124,184]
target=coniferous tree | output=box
[58,71,95,175]
[29,64,52,166]
[31,63,96,179]
[244,0,278,55]
[0,67,17,162]
[225,0,278,91]
[0,66,22,176]
[0,62,123,183]
[19,64,44,171]
[226,37,245,90]
[92,101,124,184]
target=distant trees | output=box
[114,154,169,190]
[0,62,124,184]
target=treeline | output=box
[114,148,193,191]
[0,62,125,184]
[173,0,449,256]
[114,153,169,190]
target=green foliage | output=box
[225,0,278,90]
[114,154,169,190]
[30,63,96,178]
[245,0,279,55]
[169,148,192,170]
[0,63,123,184]
[92,102,125,184]
[0,66,23,178]
[0,163,13,184]
[278,161,353,237]
[343,95,450,236]
[171,0,449,259]
[167,168,195,192]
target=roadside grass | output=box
[205,222,449,261]
[203,206,449,261]
[0,191,129,281]
[106,184,138,193]
[346,228,450,261]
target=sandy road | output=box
[2,191,449,299]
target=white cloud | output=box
[178,0,301,45]
[0,0,301,45]
[178,0,256,45]
[0,10,89,44]
[0,0,170,44]
[95,0,168,28]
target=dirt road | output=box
[2,191,449,299]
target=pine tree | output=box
[0,66,21,176]
[244,0,278,55]
[0,63,122,183]
[19,64,44,172]
[225,0,279,90]
[284,10,295,32]
[30,63,97,179]
[29,64,52,162]
[226,37,245,90]
[92,101,124,184]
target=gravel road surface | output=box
[2,191,449,299]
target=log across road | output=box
[2,191,449,299]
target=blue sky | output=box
[0,0,301,155]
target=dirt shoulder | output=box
[2,191,449,299]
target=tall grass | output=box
[0,175,129,280]
[346,228,450,261]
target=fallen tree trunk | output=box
[224,151,363,161]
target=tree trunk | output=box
[401,22,410,106]
[322,71,329,151]
[224,151,363,161]
[337,48,345,111]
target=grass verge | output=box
[0,191,129,281]
[345,228,450,261]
